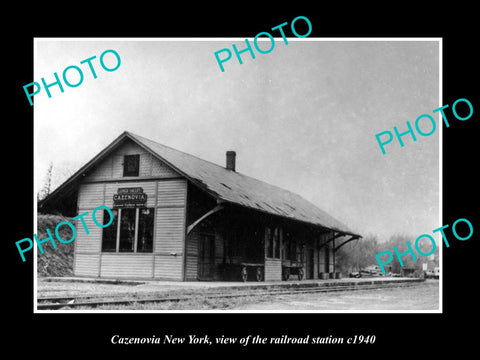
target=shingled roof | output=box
[40,131,360,237]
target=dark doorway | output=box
[198,234,215,280]
[307,248,314,279]
[325,247,330,273]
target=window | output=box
[274,227,280,259]
[119,208,136,252]
[102,209,118,252]
[266,227,273,258]
[137,208,155,252]
[123,154,140,176]
[265,226,281,259]
[284,231,293,260]
[101,207,155,253]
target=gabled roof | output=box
[40,131,360,237]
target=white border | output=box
[33,37,443,314]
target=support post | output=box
[186,204,224,235]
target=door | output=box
[307,248,314,279]
[324,247,330,273]
[198,234,215,280]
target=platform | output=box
[38,276,425,297]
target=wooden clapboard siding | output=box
[81,179,186,280]
[83,139,179,182]
[74,254,100,277]
[264,258,282,281]
[154,255,183,280]
[155,206,185,253]
[86,157,113,180]
[112,154,150,178]
[73,136,188,281]
[74,206,103,253]
[112,141,151,179]
[75,157,187,280]
[185,255,198,281]
[157,180,187,207]
[153,179,187,279]
[213,231,224,280]
[100,254,154,278]
[151,156,179,178]
[78,183,105,209]
[185,229,200,281]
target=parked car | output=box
[349,265,385,278]
[425,267,440,279]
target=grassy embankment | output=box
[37,214,74,277]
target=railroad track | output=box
[37,281,422,310]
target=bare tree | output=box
[38,162,53,201]
[51,160,80,191]
[336,235,380,274]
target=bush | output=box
[37,214,74,277]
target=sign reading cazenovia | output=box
[113,187,148,208]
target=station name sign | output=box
[113,187,147,208]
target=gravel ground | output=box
[37,279,187,297]
[233,280,440,311]
[37,278,439,311]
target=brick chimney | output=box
[226,151,236,171]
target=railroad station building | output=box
[40,131,361,282]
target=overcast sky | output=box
[34,38,440,241]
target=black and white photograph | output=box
[7,7,478,355]
[33,38,441,313]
